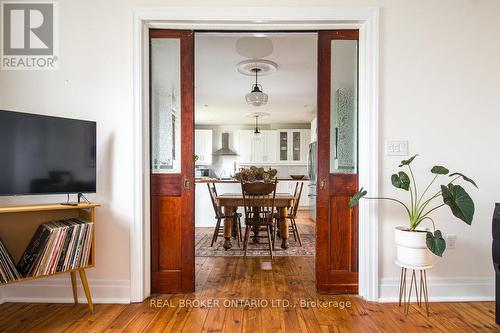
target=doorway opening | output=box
[194,32,318,262]
[149,29,360,295]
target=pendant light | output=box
[245,68,269,107]
[253,115,262,140]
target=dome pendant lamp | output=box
[245,68,269,107]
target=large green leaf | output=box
[431,166,449,175]
[426,230,446,257]
[349,188,367,208]
[391,171,410,191]
[441,184,475,224]
[399,154,418,167]
[449,172,478,188]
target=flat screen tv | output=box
[0,110,96,196]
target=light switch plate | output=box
[446,234,457,249]
[386,140,409,156]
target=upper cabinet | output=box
[236,130,253,163]
[237,129,310,165]
[310,117,317,142]
[195,129,213,165]
[236,130,277,164]
[254,130,278,163]
[277,129,310,164]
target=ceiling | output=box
[195,33,317,125]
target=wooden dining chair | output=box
[285,182,304,246]
[207,183,242,247]
[241,179,277,259]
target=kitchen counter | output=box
[195,178,236,183]
[195,177,310,183]
[194,177,311,227]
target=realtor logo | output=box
[1,1,58,70]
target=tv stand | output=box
[60,193,89,206]
[0,202,99,313]
[61,202,79,206]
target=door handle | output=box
[334,127,339,159]
[320,179,327,190]
[184,177,191,191]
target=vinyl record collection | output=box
[0,218,94,283]
[0,237,22,283]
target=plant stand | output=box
[396,260,431,316]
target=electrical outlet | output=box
[446,234,457,249]
[386,141,409,156]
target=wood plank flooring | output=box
[0,213,497,332]
[0,256,497,332]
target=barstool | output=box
[396,260,431,316]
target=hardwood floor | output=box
[0,255,497,332]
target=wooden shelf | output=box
[0,202,99,313]
[0,203,100,214]
[1,264,94,286]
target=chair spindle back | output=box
[241,179,277,225]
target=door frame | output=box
[131,6,380,302]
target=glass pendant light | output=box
[253,115,262,141]
[245,68,269,107]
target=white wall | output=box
[375,0,500,301]
[1,0,499,303]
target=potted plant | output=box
[349,154,477,267]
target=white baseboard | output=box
[378,276,494,302]
[2,275,493,304]
[0,278,130,304]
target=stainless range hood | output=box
[213,133,238,156]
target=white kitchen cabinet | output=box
[236,130,253,163]
[195,182,216,226]
[236,129,310,165]
[236,130,277,164]
[253,130,278,163]
[276,180,310,208]
[195,182,246,226]
[310,117,317,142]
[300,182,310,208]
[276,180,291,194]
[301,129,311,162]
[195,129,213,165]
[277,129,310,164]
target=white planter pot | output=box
[394,226,432,267]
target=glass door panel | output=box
[330,40,358,174]
[279,131,288,161]
[151,39,181,173]
[292,131,301,161]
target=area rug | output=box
[195,230,315,257]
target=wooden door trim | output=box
[132,10,380,302]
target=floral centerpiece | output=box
[234,166,278,182]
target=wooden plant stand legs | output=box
[398,267,430,316]
[70,268,94,314]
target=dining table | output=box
[216,193,295,250]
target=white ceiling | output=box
[195,33,317,125]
